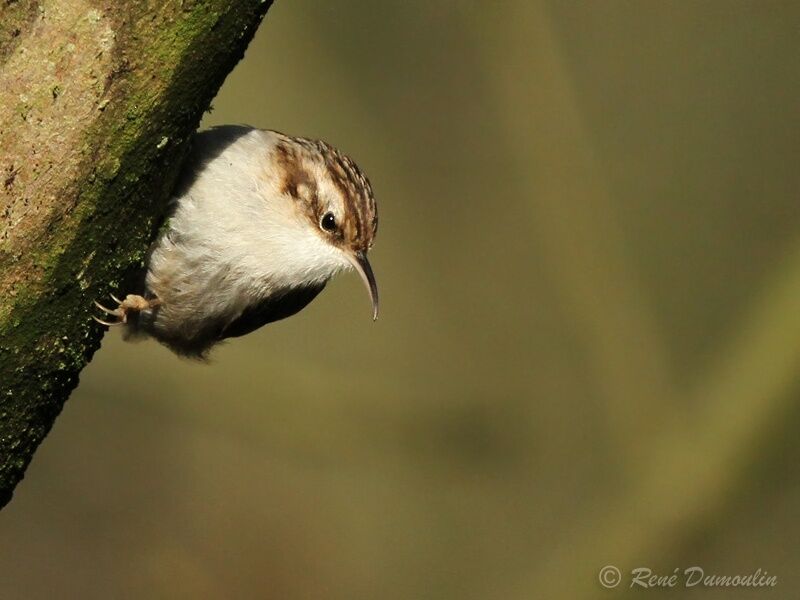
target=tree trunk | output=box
[0,0,273,508]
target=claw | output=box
[93,300,119,316]
[93,296,123,326]
[92,292,152,328]
[92,315,120,327]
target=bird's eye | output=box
[321,212,337,232]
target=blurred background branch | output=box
[479,2,674,453]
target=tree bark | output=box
[0,0,273,508]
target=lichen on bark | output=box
[0,0,273,508]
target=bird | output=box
[93,125,378,358]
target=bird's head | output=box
[264,132,379,319]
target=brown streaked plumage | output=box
[272,132,378,254]
[323,147,378,252]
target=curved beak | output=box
[346,251,379,320]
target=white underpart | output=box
[142,126,351,346]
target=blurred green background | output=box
[2,1,800,598]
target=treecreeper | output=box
[94,125,379,358]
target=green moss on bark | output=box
[0,0,274,508]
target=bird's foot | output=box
[92,294,160,326]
